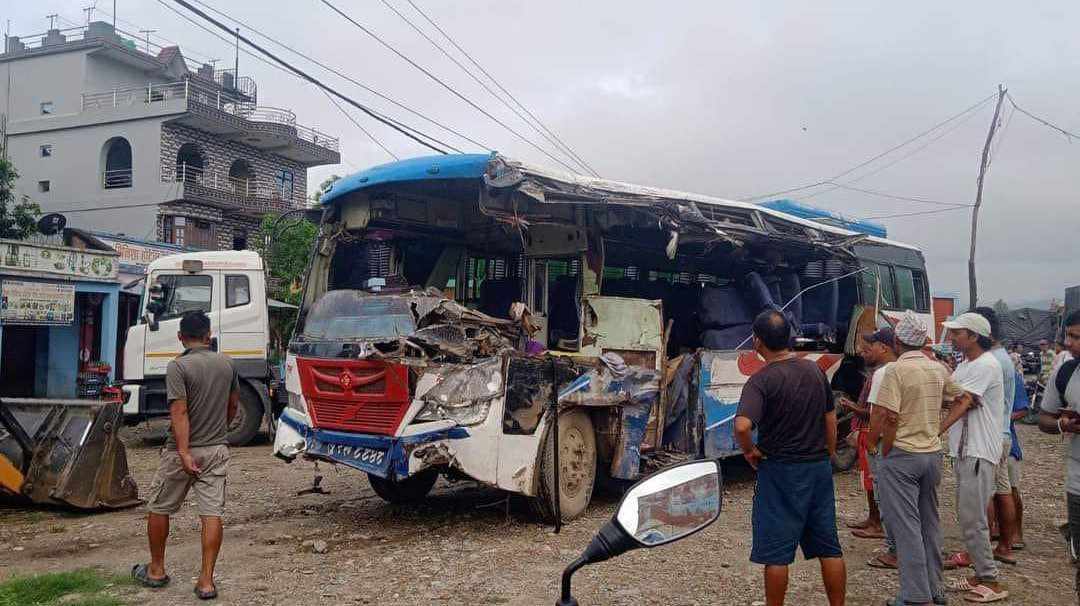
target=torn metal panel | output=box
[578,296,664,371]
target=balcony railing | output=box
[103,168,133,189]
[163,163,306,212]
[80,80,339,152]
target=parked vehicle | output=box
[121,250,280,445]
[273,153,935,519]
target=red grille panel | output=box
[296,357,410,435]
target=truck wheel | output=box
[226,384,263,447]
[367,469,438,504]
[530,408,597,523]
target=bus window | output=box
[912,270,930,312]
[861,263,897,308]
[895,266,917,311]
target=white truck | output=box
[121,250,280,445]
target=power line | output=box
[1007,92,1080,141]
[168,0,456,155]
[740,92,997,201]
[185,0,490,152]
[320,88,399,161]
[320,0,583,173]
[821,182,973,207]
[857,206,970,221]
[404,0,598,178]
[382,0,598,176]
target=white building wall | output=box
[1,50,88,120]
[8,119,174,238]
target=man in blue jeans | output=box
[735,310,846,606]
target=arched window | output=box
[175,143,205,183]
[102,137,132,189]
[228,159,255,196]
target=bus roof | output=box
[321,153,922,254]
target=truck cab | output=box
[122,250,273,445]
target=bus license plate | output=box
[306,439,386,467]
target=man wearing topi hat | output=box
[868,311,966,606]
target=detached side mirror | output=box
[556,459,722,606]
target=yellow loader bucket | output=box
[0,398,141,510]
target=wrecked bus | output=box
[272,153,934,520]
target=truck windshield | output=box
[300,290,416,341]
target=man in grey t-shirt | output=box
[1039,310,1080,599]
[134,311,239,600]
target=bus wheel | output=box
[226,384,263,447]
[530,408,597,523]
[368,469,438,504]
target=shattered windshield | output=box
[300,290,416,341]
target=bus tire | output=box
[226,383,263,447]
[530,408,597,523]
[368,470,438,504]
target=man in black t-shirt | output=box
[735,310,846,606]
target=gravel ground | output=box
[0,422,1075,605]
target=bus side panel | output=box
[699,350,747,459]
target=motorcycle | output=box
[555,459,723,605]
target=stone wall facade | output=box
[157,124,308,250]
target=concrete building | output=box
[1,20,339,249]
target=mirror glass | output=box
[614,460,721,547]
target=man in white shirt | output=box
[940,312,1007,602]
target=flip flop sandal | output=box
[852,528,886,539]
[195,585,218,600]
[963,584,1009,603]
[867,554,898,569]
[943,551,972,570]
[993,553,1018,565]
[946,577,976,593]
[131,564,170,588]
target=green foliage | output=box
[256,213,319,358]
[0,157,41,240]
[0,568,127,606]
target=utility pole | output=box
[968,84,1007,309]
[139,29,155,53]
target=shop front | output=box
[0,232,121,399]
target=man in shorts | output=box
[133,311,239,600]
[735,310,845,606]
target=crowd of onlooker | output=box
[732,306,1080,605]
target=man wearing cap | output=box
[940,312,1008,602]
[843,328,896,558]
[868,311,964,606]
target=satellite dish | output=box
[37,213,67,235]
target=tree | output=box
[0,157,40,239]
[992,298,1010,317]
[310,174,341,204]
[255,213,318,358]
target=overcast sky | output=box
[9,1,1079,307]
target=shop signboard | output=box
[94,236,178,272]
[0,239,118,280]
[0,279,76,325]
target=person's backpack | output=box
[1056,358,1080,406]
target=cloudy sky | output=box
[9,1,1079,306]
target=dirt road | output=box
[1,423,1074,605]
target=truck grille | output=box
[296,357,410,435]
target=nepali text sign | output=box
[1,280,76,325]
[0,239,118,280]
[95,237,177,271]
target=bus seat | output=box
[478,277,521,319]
[801,278,839,338]
[701,325,754,350]
[699,284,754,329]
[780,272,803,323]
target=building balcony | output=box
[80,79,340,166]
[160,164,305,217]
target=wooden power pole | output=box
[968,84,1007,309]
